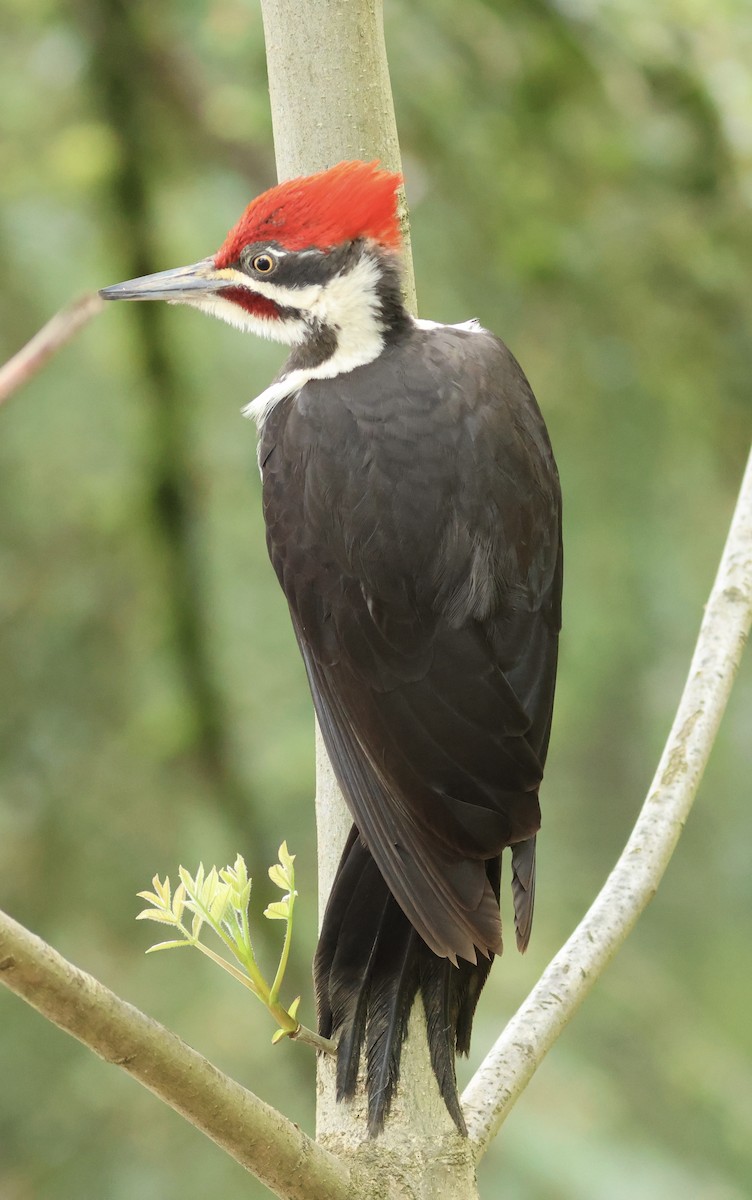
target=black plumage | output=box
[97,161,561,1137]
[259,321,562,1133]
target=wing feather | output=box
[262,324,561,963]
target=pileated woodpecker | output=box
[101,161,562,1135]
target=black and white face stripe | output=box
[235,239,366,291]
[225,240,409,351]
[232,242,411,423]
[100,238,413,420]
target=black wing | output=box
[260,323,562,964]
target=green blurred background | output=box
[1,0,751,1196]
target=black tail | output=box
[315,828,500,1135]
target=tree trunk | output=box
[259,1,478,1195]
[260,0,416,307]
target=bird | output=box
[100,160,562,1136]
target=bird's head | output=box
[100,161,406,363]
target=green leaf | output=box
[220,853,250,894]
[150,874,171,909]
[268,863,289,890]
[235,880,252,914]
[269,842,296,892]
[263,899,291,921]
[171,882,186,924]
[278,842,295,872]
[178,865,197,895]
[209,883,231,924]
[271,1028,289,1045]
[201,865,219,908]
[140,850,303,1044]
[136,909,179,924]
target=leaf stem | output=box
[269,886,295,1006]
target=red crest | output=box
[214,161,403,268]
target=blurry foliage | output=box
[0,0,751,1197]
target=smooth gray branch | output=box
[0,909,350,1200]
[463,445,752,1157]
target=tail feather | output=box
[315,828,391,1098]
[316,829,502,1135]
[511,836,537,952]
[455,854,500,1053]
[365,914,420,1134]
[420,953,467,1133]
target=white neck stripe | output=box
[242,316,488,426]
[243,334,383,424]
[242,254,388,424]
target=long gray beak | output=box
[99,259,229,302]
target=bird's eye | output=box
[251,253,276,275]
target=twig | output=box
[463,445,752,1158]
[291,1024,337,1054]
[0,908,350,1200]
[0,293,103,406]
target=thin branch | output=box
[463,444,752,1158]
[0,293,103,406]
[0,909,350,1200]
